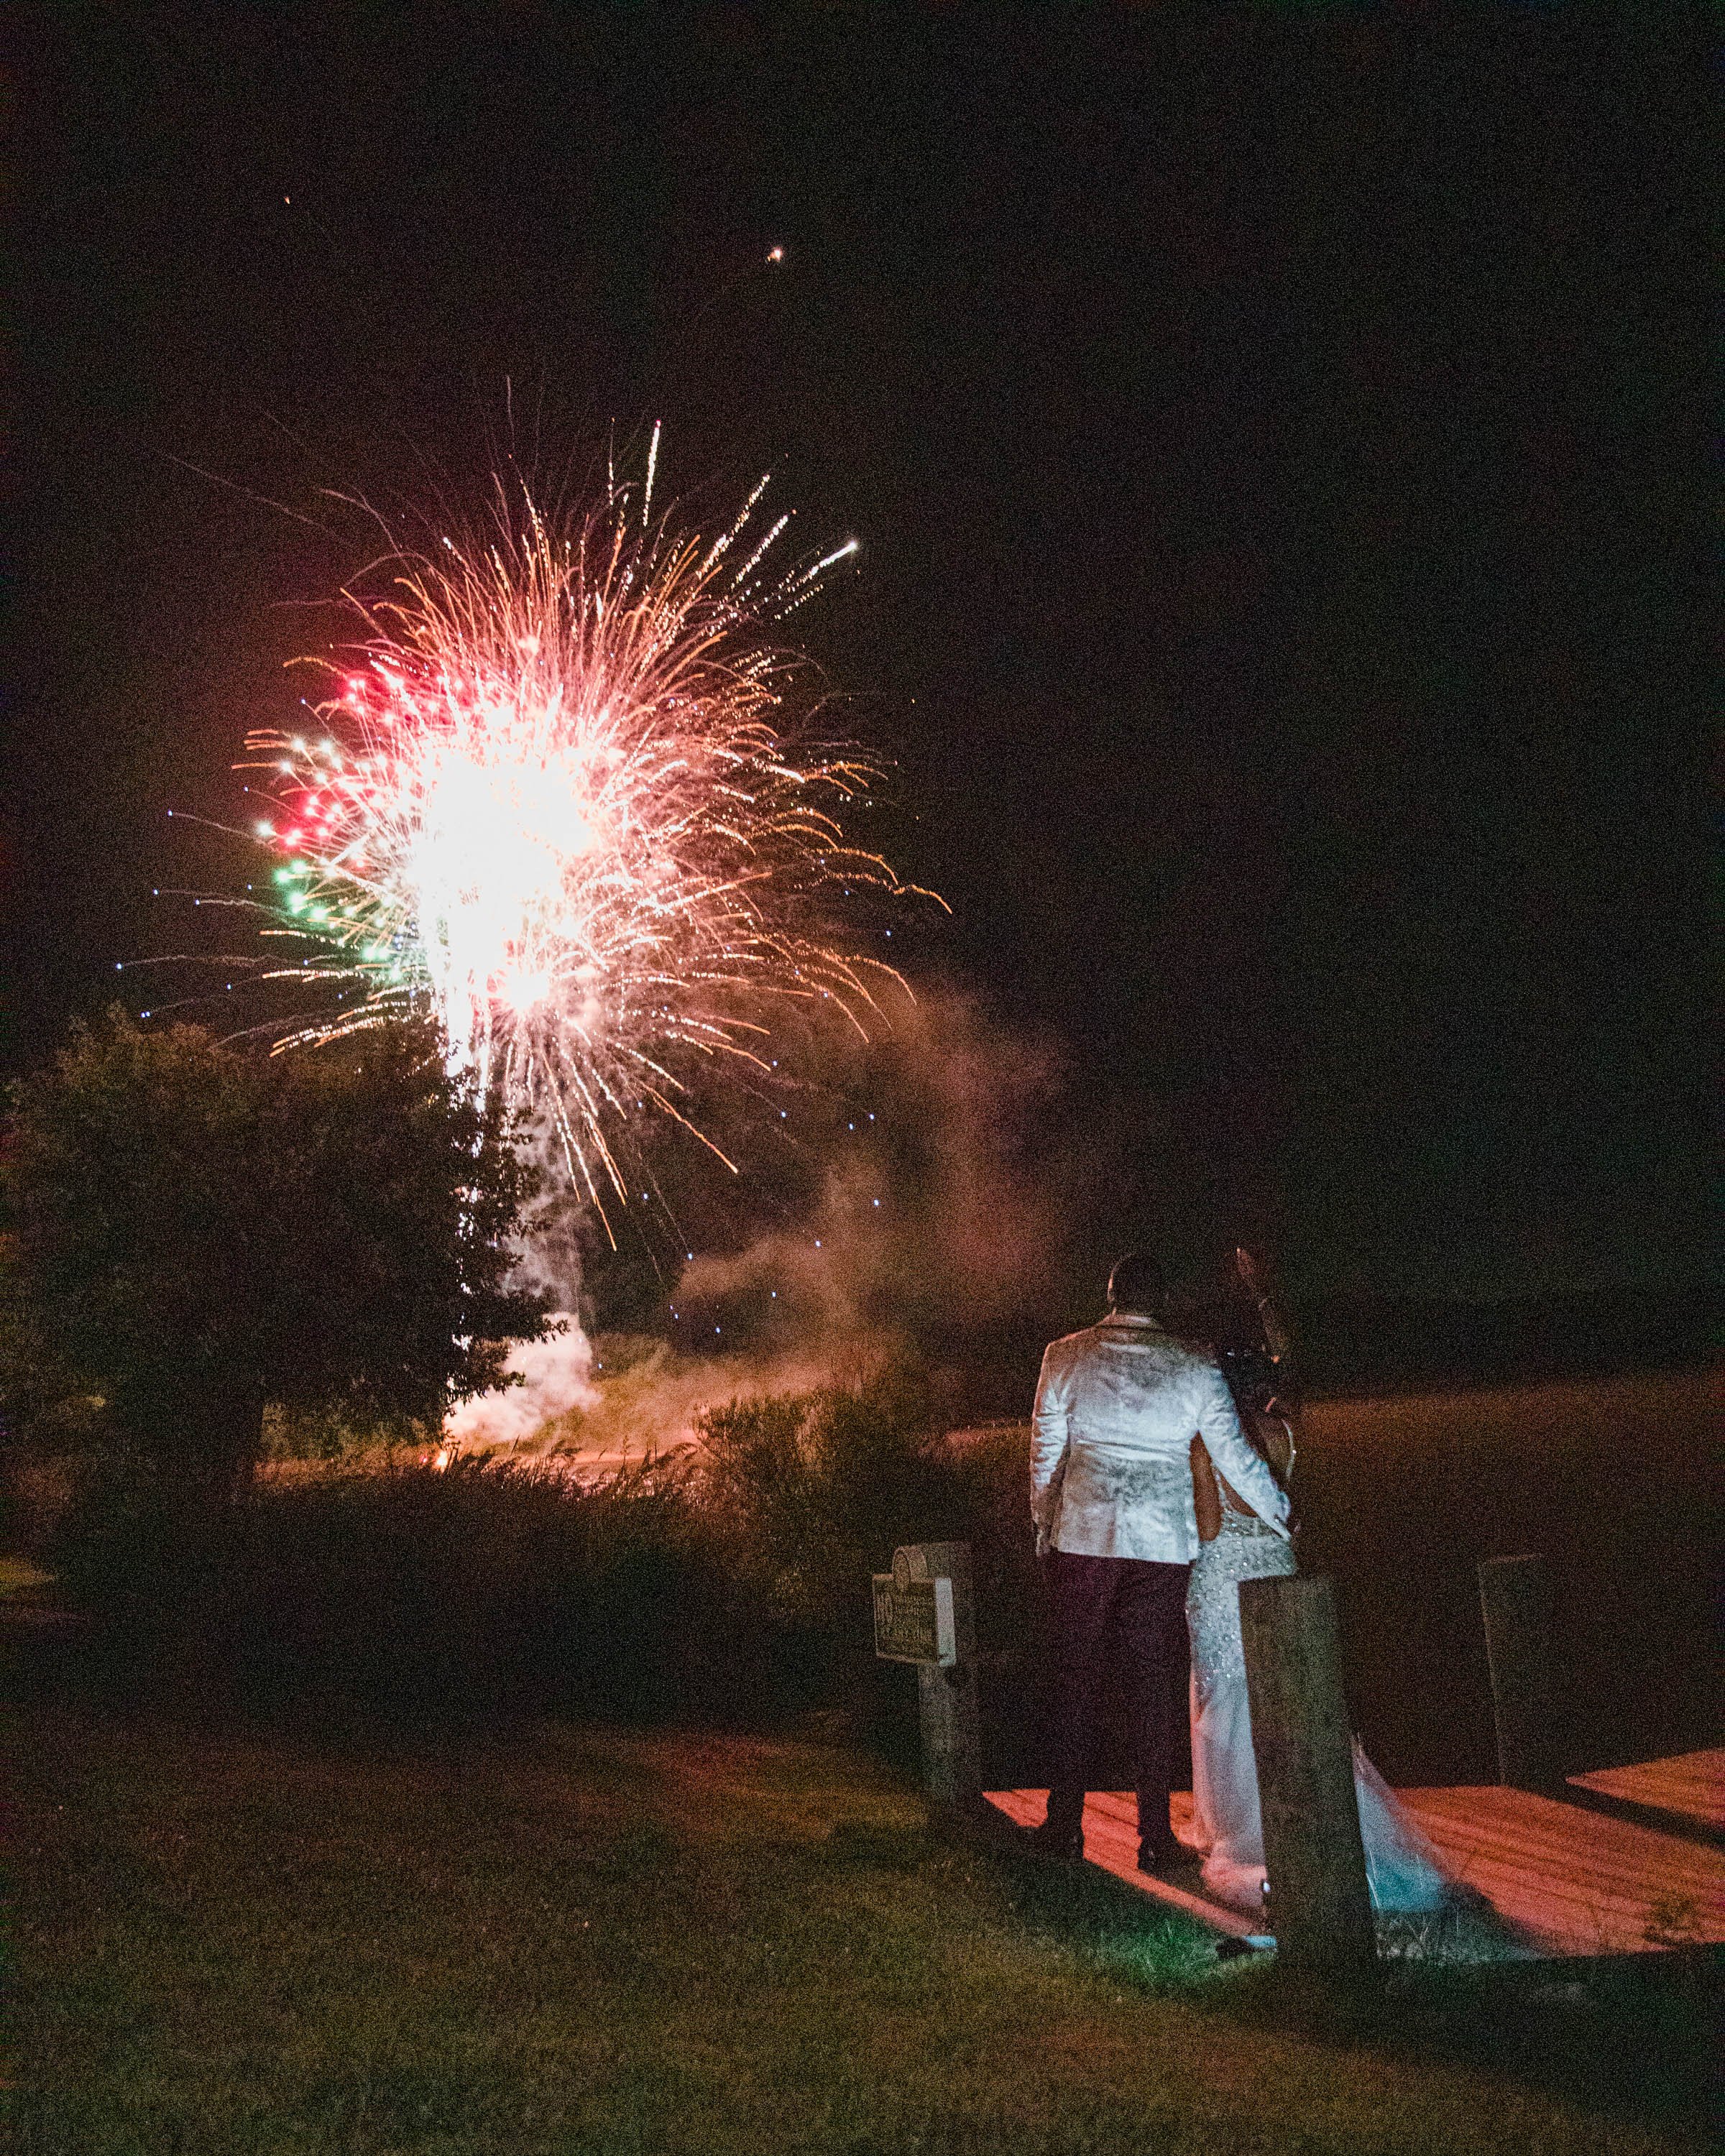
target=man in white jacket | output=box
[1028,1250,1290,1871]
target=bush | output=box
[38,1364,1054,1773]
[696,1361,966,1621]
[50,1455,763,1727]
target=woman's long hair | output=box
[1171,1263,1297,1493]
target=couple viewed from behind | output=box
[1029,1246,1453,1916]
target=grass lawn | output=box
[12,1705,1717,2155]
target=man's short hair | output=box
[1108,1250,1167,1317]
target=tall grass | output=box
[41,1363,1047,1754]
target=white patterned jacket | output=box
[1030,1313,1290,1562]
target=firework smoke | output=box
[443,1317,599,1450]
[455,990,1100,1462]
[240,441,933,1240]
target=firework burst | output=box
[239,443,933,1233]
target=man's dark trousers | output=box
[1043,1550,1190,1850]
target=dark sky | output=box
[9,6,1712,1307]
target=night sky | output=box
[9,9,1712,1321]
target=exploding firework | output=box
[238,441,934,1232]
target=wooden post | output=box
[1478,1554,1557,1792]
[906,1542,981,1810]
[1239,1573,1376,1973]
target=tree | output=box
[3,1010,549,1501]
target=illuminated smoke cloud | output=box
[676,987,1079,1365]
[443,1317,599,1450]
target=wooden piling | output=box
[1478,1554,1558,1792]
[905,1542,981,1809]
[1239,1572,1376,1972]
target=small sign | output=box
[873,1572,957,1666]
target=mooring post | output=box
[1239,1572,1376,1973]
[1478,1553,1558,1792]
[872,1540,981,1810]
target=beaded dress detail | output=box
[1187,1478,1296,1715]
[1184,1437,1455,1917]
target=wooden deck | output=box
[988,1757,1725,1958]
[986,1787,1261,1940]
[1395,1784,1724,1955]
[1569,1748,1724,1838]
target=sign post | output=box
[873,1541,981,1809]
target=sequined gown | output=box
[1184,1473,1455,1915]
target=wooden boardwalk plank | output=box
[1382,1788,1724,1955]
[1569,1749,1725,1835]
[983,1790,1258,1939]
[988,1783,1725,1958]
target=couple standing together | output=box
[1028,1247,1450,1915]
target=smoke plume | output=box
[443,1316,599,1448]
[447,987,1103,1456]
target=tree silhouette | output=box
[4,1012,550,1503]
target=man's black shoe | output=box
[1023,1820,1084,1861]
[1137,1839,1198,1879]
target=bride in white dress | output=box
[1181,1251,1455,1916]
